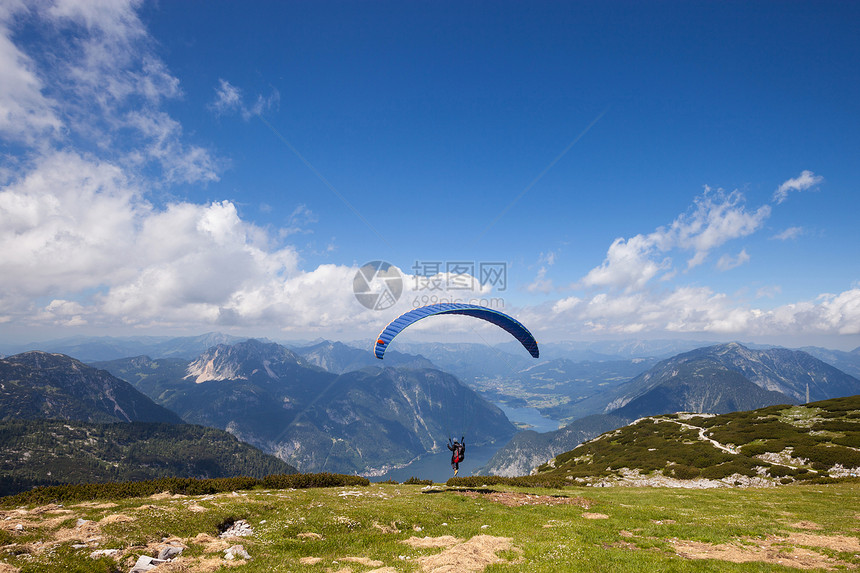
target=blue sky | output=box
[1,0,858,350]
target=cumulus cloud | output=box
[716,248,750,271]
[538,285,860,338]
[527,267,554,294]
[581,187,770,291]
[0,3,62,143]
[772,226,804,241]
[773,170,823,204]
[1,0,218,184]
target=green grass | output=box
[1,481,859,572]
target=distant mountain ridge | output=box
[480,342,860,476]
[0,351,182,424]
[0,332,251,362]
[606,343,860,412]
[98,339,516,475]
[293,340,436,373]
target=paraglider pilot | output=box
[448,437,465,476]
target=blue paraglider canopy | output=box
[374,303,539,360]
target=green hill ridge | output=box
[534,395,860,487]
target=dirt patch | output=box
[455,490,593,508]
[52,519,102,543]
[0,563,20,573]
[415,535,521,573]
[29,504,71,515]
[341,556,384,566]
[89,503,118,509]
[786,532,860,553]
[99,514,135,524]
[153,556,243,572]
[790,521,823,530]
[297,532,323,540]
[674,532,860,570]
[582,513,609,520]
[300,557,323,565]
[402,536,462,549]
[134,504,161,511]
[187,504,208,513]
[372,521,400,533]
[189,533,231,554]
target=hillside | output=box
[534,395,860,487]
[481,343,860,477]
[0,352,182,424]
[98,340,516,475]
[477,414,630,477]
[0,420,296,496]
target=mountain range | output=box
[0,351,296,494]
[96,339,516,475]
[480,343,860,476]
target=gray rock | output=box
[219,519,253,538]
[224,544,251,560]
[156,545,184,560]
[129,555,166,573]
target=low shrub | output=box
[0,472,369,507]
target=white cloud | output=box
[581,187,770,291]
[773,170,823,204]
[716,248,750,271]
[0,3,62,143]
[534,285,860,339]
[772,226,803,241]
[527,267,554,294]
[1,0,219,185]
[211,78,279,121]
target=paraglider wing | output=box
[374,303,539,359]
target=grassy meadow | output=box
[1,480,859,572]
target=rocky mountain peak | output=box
[185,339,305,383]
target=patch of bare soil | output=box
[582,513,609,520]
[29,504,72,515]
[372,521,400,533]
[300,557,323,565]
[297,532,323,540]
[340,556,384,567]
[674,532,860,570]
[154,556,243,572]
[414,535,521,573]
[52,519,102,544]
[786,532,860,553]
[99,514,134,524]
[402,536,462,549]
[189,533,231,554]
[790,521,823,530]
[455,490,593,508]
[0,563,20,573]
